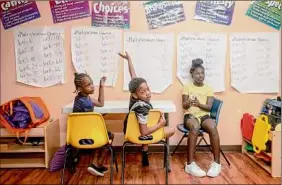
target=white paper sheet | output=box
[177,33,227,92]
[71,27,122,86]
[14,27,65,87]
[123,32,174,93]
[230,33,280,93]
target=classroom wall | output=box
[1,1,281,146]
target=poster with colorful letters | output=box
[0,1,40,29]
[246,0,281,30]
[193,1,235,26]
[49,0,90,24]
[143,1,186,29]
[92,1,130,29]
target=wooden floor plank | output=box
[0,153,280,184]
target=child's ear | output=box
[77,87,82,92]
[132,93,138,99]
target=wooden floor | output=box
[0,152,280,184]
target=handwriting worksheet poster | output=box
[14,27,65,87]
[124,32,174,93]
[230,33,280,93]
[71,27,122,86]
[177,33,227,92]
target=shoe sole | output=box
[207,171,221,178]
[87,167,104,176]
[185,169,206,178]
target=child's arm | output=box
[192,96,214,111]
[182,94,191,110]
[139,113,166,136]
[92,76,106,107]
[118,51,136,79]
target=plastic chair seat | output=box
[177,124,205,134]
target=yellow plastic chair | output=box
[60,112,118,185]
[121,110,170,185]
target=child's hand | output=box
[99,76,107,87]
[183,100,191,109]
[158,113,166,127]
[118,51,131,60]
[191,97,200,107]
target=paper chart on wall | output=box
[71,27,122,86]
[177,33,227,92]
[14,27,65,87]
[123,32,174,93]
[230,33,280,93]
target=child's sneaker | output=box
[207,162,221,177]
[184,162,206,177]
[141,150,149,166]
[87,164,104,176]
[98,166,108,174]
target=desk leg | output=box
[164,113,171,172]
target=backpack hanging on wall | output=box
[0,97,50,143]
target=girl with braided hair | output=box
[72,73,114,177]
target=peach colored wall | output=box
[1,1,281,146]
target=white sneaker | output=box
[184,162,206,177]
[207,162,222,177]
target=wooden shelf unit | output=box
[0,119,60,168]
[242,130,281,177]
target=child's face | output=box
[133,82,151,102]
[192,67,205,84]
[79,76,95,95]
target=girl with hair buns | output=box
[182,59,221,178]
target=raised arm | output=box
[92,76,106,107]
[118,51,136,79]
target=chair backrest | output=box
[67,112,109,149]
[210,98,223,125]
[125,110,165,144]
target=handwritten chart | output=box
[230,33,280,93]
[177,33,227,92]
[124,32,174,93]
[71,27,122,86]
[14,28,65,87]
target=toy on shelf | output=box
[241,113,255,142]
[252,115,271,153]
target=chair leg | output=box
[171,134,186,157]
[202,137,231,166]
[60,146,71,185]
[163,144,167,168]
[122,141,131,185]
[201,137,213,153]
[220,148,231,166]
[163,141,169,185]
[107,146,114,185]
[114,150,119,173]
